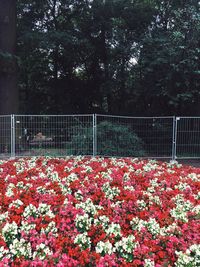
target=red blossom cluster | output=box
[0,156,200,266]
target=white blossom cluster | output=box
[175,182,191,191]
[131,217,146,231]
[9,199,24,209]
[124,185,135,191]
[9,238,32,259]
[115,235,137,261]
[20,221,36,234]
[14,157,37,174]
[2,221,18,243]
[81,165,93,173]
[94,215,110,229]
[123,173,131,182]
[66,172,79,182]
[0,246,10,260]
[96,240,114,255]
[16,181,33,190]
[175,244,200,266]
[76,198,101,216]
[41,221,58,236]
[75,213,92,232]
[32,243,53,260]
[101,170,112,180]
[131,217,163,238]
[105,222,121,238]
[145,218,161,238]
[74,190,83,200]
[136,199,147,210]
[48,171,60,182]
[143,162,159,172]
[0,211,9,223]
[187,173,200,181]
[144,258,155,267]
[102,182,120,200]
[167,161,182,168]
[74,233,91,250]
[58,181,72,195]
[170,194,193,222]
[5,183,15,197]
[195,192,200,200]
[36,185,56,195]
[22,203,55,219]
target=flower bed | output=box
[0,156,200,266]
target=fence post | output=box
[93,114,97,156]
[11,114,15,158]
[172,116,178,161]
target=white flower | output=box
[144,258,155,267]
[38,203,55,218]
[115,235,137,261]
[33,243,52,260]
[22,204,38,218]
[9,199,23,209]
[175,244,200,267]
[75,213,92,232]
[0,246,9,260]
[131,217,146,231]
[76,198,101,216]
[20,221,36,234]
[102,182,120,200]
[74,233,91,250]
[96,240,114,255]
[0,211,9,223]
[94,215,110,229]
[41,221,58,235]
[105,222,121,237]
[9,238,32,258]
[5,183,15,197]
[2,221,18,243]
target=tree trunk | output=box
[0,0,18,114]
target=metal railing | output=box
[0,114,200,159]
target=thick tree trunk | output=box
[0,0,18,114]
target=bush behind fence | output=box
[0,115,200,159]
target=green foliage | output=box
[1,0,197,116]
[69,121,145,157]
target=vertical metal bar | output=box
[172,116,175,160]
[11,114,15,158]
[93,114,97,156]
[172,116,178,160]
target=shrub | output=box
[68,121,145,157]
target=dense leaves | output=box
[1,0,200,115]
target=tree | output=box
[17,0,156,115]
[0,0,18,114]
[136,0,200,116]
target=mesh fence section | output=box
[1,115,200,159]
[96,115,174,158]
[14,115,93,157]
[176,117,200,158]
[0,116,11,158]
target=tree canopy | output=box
[1,0,200,115]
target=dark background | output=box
[0,0,200,116]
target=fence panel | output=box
[0,115,12,158]
[96,115,174,158]
[2,114,200,159]
[14,115,94,157]
[176,117,200,158]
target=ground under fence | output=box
[0,115,200,160]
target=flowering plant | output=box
[0,156,199,266]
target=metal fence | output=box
[0,114,200,159]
